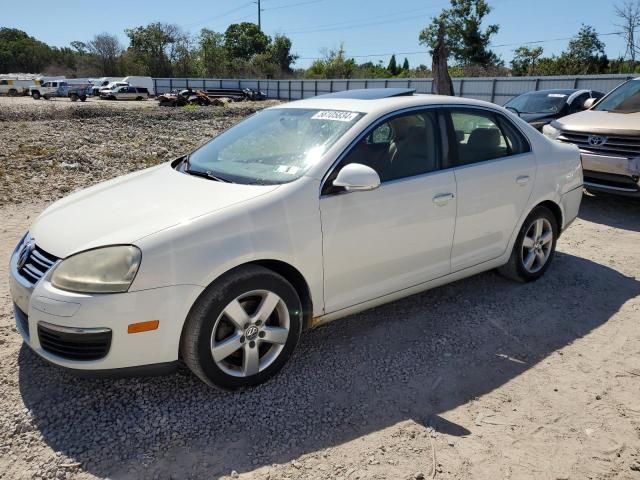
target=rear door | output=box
[444,107,536,271]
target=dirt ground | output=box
[0,96,639,480]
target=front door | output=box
[320,109,457,313]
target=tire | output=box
[498,206,558,283]
[136,96,143,101]
[8,88,17,97]
[80,96,87,102]
[181,265,303,390]
[70,94,78,102]
[32,92,41,100]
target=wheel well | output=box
[250,260,314,330]
[537,200,563,231]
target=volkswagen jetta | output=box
[9,89,583,389]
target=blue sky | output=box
[3,0,629,69]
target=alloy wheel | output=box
[210,290,290,377]
[521,218,553,273]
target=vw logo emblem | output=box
[245,325,259,340]
[17,240,34,270]
[588,135,607,146]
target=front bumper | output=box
[580,152,640,196]
[9,245,203,372]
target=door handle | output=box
[432,193,455,206]
[516,175,530,186]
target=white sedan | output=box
[9,89,583,389]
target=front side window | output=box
[449,109,529,166]
[187,108,364,185]
[593,79,640,113]
[324,110,441,194]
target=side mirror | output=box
[583,97,597,110]
[333,163,381,192]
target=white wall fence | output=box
[152,74,635,105]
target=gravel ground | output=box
[1,96,640,480]
[0,96,280,206]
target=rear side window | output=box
[447,109,529,166]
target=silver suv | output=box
[543,78,640,196]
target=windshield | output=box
[594,80,640,113]
[505,92,568,114]
[187,108,364,185]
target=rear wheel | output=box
[7,88,17,97]
[70,93,78,102]
[31,91,41,100]
[181,265,302,390]
[498,206,558,282]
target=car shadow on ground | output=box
[18,249,640,479]
[579,191,640,232]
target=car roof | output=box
[315,87,416,100]
[272,90,501,115]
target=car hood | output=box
[552,110,640,136]
[30,163,279,258]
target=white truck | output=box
[30,80,91,101]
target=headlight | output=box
[51,245,141,294]
[542,124,561,140]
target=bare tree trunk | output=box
[432,22,454,96]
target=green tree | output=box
[171,32,196,77]
[419,0,501,67]
[387,54,398,75]
[306,44,356,78]
[563,24,608,74]
[197,29,227,77]
[269,34,298,74]
[125,22,181,77]
[224,22,270,61]
[0,28,53,73]
[511,46,544,76]
[402,57,410,71]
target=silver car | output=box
[543,78,640,196]
[100,86,148,101]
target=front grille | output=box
[584,170,640,191]
[558,130,640,158]
[14,304,29,338]
[38,323,112,361]
[18,244,59,285]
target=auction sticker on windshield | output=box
[311,110,360,122]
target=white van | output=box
[123,76,155,96]
[0,79,39,96]
[91,77,124,96]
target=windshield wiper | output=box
[183,156,233,183]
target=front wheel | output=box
[181,265,303,390]
[498,206,558,282]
